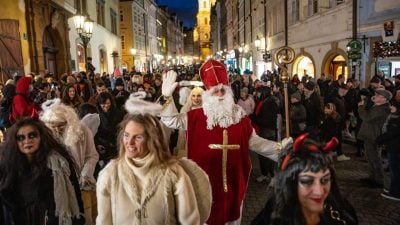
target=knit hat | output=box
[291,91,302,101]
[375,88,393,101]
[304,81,315,91]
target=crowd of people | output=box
[0,59,398,224]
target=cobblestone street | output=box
[242,143,400,225]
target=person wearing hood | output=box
[10,76,39,123]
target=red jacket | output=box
[10,76,39,123]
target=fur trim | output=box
[125,95,163,116]
[129,91,147,99]
[47,152,81,225]
[41,98,61,111]
[118,158,166,224]
[179,80,203,87]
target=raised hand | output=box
[162,70,178,97]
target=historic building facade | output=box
[211,0,400,84]
[0,0,75,80]
[68,0,120,75]
[195,0,216,60]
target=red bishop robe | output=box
[186,108,253,225]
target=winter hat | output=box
[375,88,393,101]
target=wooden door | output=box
[0,19,24,82]
[43,26,58,76]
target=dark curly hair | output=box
[0,117,74,191]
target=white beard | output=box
[202,86,246,130]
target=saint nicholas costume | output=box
[160,60,283,225]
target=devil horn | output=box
[323,137,339,152]
[293,133,309,153]
[281,155,291,170]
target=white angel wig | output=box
[202,84,245,129]
[40,99,83,147]
[116,113,176,165]
[180,87,204,113]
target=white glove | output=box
[281,137,293,150]
[162,70,178,97]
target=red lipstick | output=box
[311,198,322,204]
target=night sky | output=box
[156,0,198,28]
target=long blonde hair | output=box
[181,87,204,113]
[116,114,175,165]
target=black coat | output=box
[289,102,307,137]
[303,92,322,127]
[250,97,278,140]
[376,114,400,153]
[95,107,123,161]
[251,196,358,225]
[0,157,84,225]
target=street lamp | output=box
[254,36,271,62]
[254,36,261,51]
[130,48,137,71]
[73,14,93,72]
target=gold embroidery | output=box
[208,129,240,192]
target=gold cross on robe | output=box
[208,129,240,192]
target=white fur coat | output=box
[96,154,209,225]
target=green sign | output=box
[347,39,362,60]
[347,40,362,51]
[348,52,362,60]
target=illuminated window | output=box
[96,0,105,26]
[110,8,117,34]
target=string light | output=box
[373,41,400,58]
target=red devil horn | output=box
[293,133,309,153]
[281,155,291,170]
[323,137,339,152]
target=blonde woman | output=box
[96,97,211,225]
[175,87,204,157]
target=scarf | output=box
[47,152,80,225]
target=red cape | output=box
[187,108,252,225]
